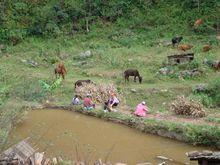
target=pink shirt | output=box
[83,97,92,107]
[134,103,148,117]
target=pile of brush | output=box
[75,83,123,104]
[170,96,205,118]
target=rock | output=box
[21,59,38,67]
[79,50,92,58]
[34,152,44,165]
[27,59,38,67]
[202,150,213,156]
[161,89,168,92]
[58,52,69,60]
[52,157,57,165]
[80,61,87,65]
[128,59,133,62]
[156,155,173,161]
[43,158,51,165]
[115,163,127,165]
[194,84,206,92]
[186,151,200,157]
[136,162,152,165]
[94,159,102,165]
[158,162,166,165]
[158,67,170,75]
[58,156,63,163]
[131,89,137,93]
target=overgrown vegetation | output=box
[0,0,219,44]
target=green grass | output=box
[0,27,220,150]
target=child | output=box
[83,94,95,110]
[72,95,80,105]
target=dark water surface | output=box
[9,109,211,164]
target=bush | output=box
[189,93,213,108]
[193,78,220,107]
[170,95,205,118]
[206,78,220,107]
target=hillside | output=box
[0,0,220,151]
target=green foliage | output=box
[189,93,213,108]
[206,78,220,106]
[0,0,219,43]
[39,77,62,94]
[192,78,220,107]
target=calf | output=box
[74,79,93,88]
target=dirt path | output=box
[113,105,219,126]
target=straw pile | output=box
[75,82,124,104]
[170,96,205,118]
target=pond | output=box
[9,109,211,164]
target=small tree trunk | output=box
[85,17,89,32]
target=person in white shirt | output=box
[72,95,80,105]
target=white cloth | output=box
[72,97,80,105]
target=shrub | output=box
[206,78,220,107]
[189,93,213,108]
[170,95,205,118]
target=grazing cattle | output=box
[202,44,212,52]
[54,63,67,79]
[124,69,142,83]
[178,44,193,51]
[194,19,203,28]
[172,36,183,47]
[213,61,220,70]
[75,79,93,88]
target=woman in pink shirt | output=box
[83,94,95,110]
[134,101,148,117]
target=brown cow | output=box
[202,44,212,52]
[178,44,193,51]
[194,19,203,28]
[54,63,67,79]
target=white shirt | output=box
[72,97,80,105]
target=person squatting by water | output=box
[83,94,95,110]
[134,101,148,117]
[104,93,120,112]
[72,95,80,105]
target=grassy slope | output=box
[0,25,220,149]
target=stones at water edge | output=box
[156,155,173,161]
[202,150,213,156]
[158,162,166,165]
[114,163,127,165]
[33,152,44,165]
[52,157,58,164]
[43,158,51,165]
[156,155,173,162]
[186,151,200,157]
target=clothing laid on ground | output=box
[134,103,148,117]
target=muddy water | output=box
[10,109,210,164]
